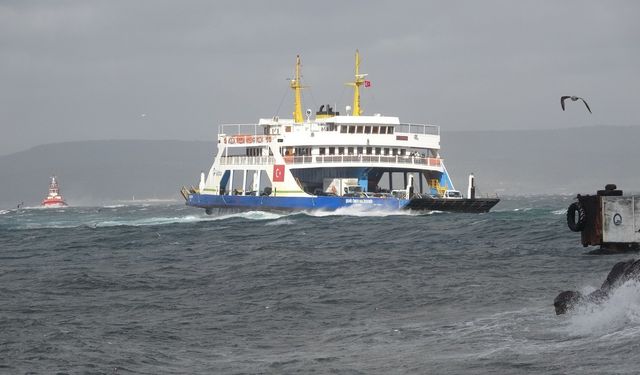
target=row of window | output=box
[340,125,394,134]
[260,146,436,158]
[283,124,396,134]
[320,146,408,156]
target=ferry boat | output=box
[41,176,68,207]
[181,51,499,214]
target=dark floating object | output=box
[561,95,592,113]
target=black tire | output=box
[567,202,586,232]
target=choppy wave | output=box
[0,208,291,230]
[1,196,638,373]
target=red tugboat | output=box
[41,176,68,207]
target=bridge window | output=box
[295,147,311,156]
[349,126,356,134]
[319,147,326,155]
[392,148,398,156]
[329,147,335,155]
[384,147,389,155]
[372,126,379,134]
[338,147,345,155]
[348,147,354,155]
[366,147,372,155]
[357,146,363,154]
[379,126,387,134]
[375,147,381,155]
[356,126,364,134]
[400,149,406,156]
[388,126,394,134]
[364,126,371,133]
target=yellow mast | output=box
[346,49,367,116]
[290,55,304,123]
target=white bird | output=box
[561,96,592,113]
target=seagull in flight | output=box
[561,96,592,113]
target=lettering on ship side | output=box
[345,199,374,204]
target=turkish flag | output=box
[364,80,371,87]
[273,164,285,182]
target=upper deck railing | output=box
[217,122,439,138]
[219,155,442,168]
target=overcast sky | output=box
[1,1,639,155]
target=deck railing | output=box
[217,122,440,138]
[219,155,442,167]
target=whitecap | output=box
[304,205,420,218]
[265,218,295,226]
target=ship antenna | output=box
[290,55,305,123]
[346,49,367,116]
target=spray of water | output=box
[567,280,640,336]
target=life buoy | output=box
[246,136,254,144]
[567,202,586,232]
[236,136,245,144]
[256,136,263,143]
[266,136,272,142]
[228,137,236,144]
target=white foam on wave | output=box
[265,218,295,226]
[566,280,640,337]
[102,204,126,209]
[512,207,532,212]
[0,209,12,215]
[237,210,285,220]
[93,210,286,227]
[95,215,208,227]
[551,209,567,215]
[10,210,289,230]
[304,205,430,218]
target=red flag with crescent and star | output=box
[273,165,285,182]
[364,80,371,87]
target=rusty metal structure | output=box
[567,184,640,252]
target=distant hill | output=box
[1,126,638,208]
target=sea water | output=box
[1,196,640,374]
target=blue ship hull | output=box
[185,193,500,213]
[186,193,408,212]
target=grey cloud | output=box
[1,0,639,155]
